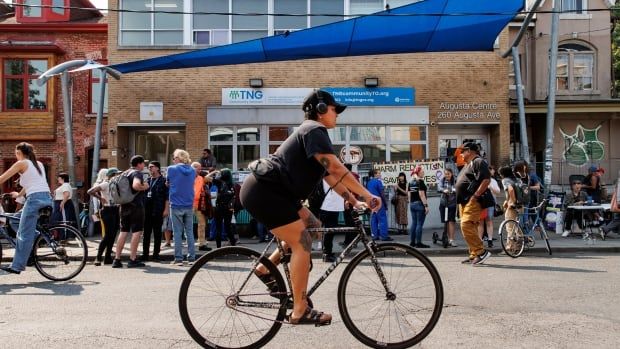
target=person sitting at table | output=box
[562,180,588,237]
[582,166,605,223]
[601,185,620,237]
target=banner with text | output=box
[373,160,446,189]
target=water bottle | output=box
[586,196,593,205]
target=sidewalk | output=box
[4,227,618,263]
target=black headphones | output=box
[315,90,328,114]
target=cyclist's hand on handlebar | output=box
[364,194,382,212]
[9,191,20,199]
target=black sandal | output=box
[286,307,332,326]
[255,271,281,298]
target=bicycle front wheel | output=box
[499,219,525,258]
[338,243,443,349]
[34,224,88,281]
[179,246,287,349]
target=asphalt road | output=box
[1,252,619,348]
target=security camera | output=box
[430,121,437,127]
[109,128,116,134]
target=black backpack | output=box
[216,182,235,210]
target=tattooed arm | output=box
[315,153,382,211]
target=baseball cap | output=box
[462,142,480,153]
[588,165,598,173]
[302,90,347,114]
[106,167,120,177]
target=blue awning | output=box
[111,0,524,74]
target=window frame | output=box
[556,42,596,92]
[2,57,50,112]
[121,1,422,47]
[16,0,70,22]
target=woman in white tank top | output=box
[0,142,52,274]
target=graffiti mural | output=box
[560,124,605,166]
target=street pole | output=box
[543,1,561,197]
[60,71,78,215]
[512,46,530,164]
[90,68,107,186]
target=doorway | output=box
[439,133,489,168]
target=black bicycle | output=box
[179,209,444,349]
[0,203,88,281]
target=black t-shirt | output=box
[126,169,145,207]
[455,157,491,205]
[273,120,334,200]
[408,179,427,202]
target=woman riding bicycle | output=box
[240,89,381,326]
[0,142,53,275]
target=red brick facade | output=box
[0,7,107,199]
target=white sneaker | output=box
[598,216,605,222]
[449,240,458,247]
[561,230,571,237]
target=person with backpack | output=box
[455,142,492,266]
[0,142,53,275]
[240,90,380,326]
[111,155,149,269]
[141,161,169,262]
[87,168,121,266]
[499,166,521,251]
[167,149,197,265]
[191,162,212,252]
[205,168,237,248]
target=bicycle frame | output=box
[234,211,393,308]
[517,199,547,236]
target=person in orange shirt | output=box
[454,139,472,171]
[191,162,211,252]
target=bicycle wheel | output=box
[338,243,443,349]
[34,224,88,281]
[179,246,287,349]
[534,224,552,255]
[499,219,525,258]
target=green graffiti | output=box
[560,124,605,167]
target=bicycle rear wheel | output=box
[338,243,443,349]
[179,246,287,349]
[499,219,525,258]
[34,224,87,281]
[534,224,552,255]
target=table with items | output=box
[567,203,611,241]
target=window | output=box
[556,43,594,91]
[210,126,260,170]
[350,0,384,15]
[134,129,185,167]
[90,65,109,114]
[561,0,586,14]
[311,0,344,26]
[232,0,268,43]
[24,0,42,17]
[274,0,307,31]
[120,0,184,46]
[17,0,70,22]
[3,58,48,111]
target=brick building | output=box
[0,0,107,198]
[508,0,619,186]
[106,0,512,174]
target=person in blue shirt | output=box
[167,149,197,265]
[366,169,393,241]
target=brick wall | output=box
[107,0,510,168]
[0,29,107,196]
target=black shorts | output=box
[120,203,145,233]
[240,174,302,230]
[439,205,457,223]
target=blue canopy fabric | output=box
[112,0,524,74]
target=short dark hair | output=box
[58,172,70,183]
[368,169,377,177]
[131,155,145,167]
[149,161,161,169]
[498,165,515,179]
[203,148,211,154]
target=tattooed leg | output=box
[300,229,312,253]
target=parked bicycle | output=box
[78,202,90,236]
[179,209,444,349]
[498,199,552,258]
[0,196,88,281]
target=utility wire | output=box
[6,3,619,17]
